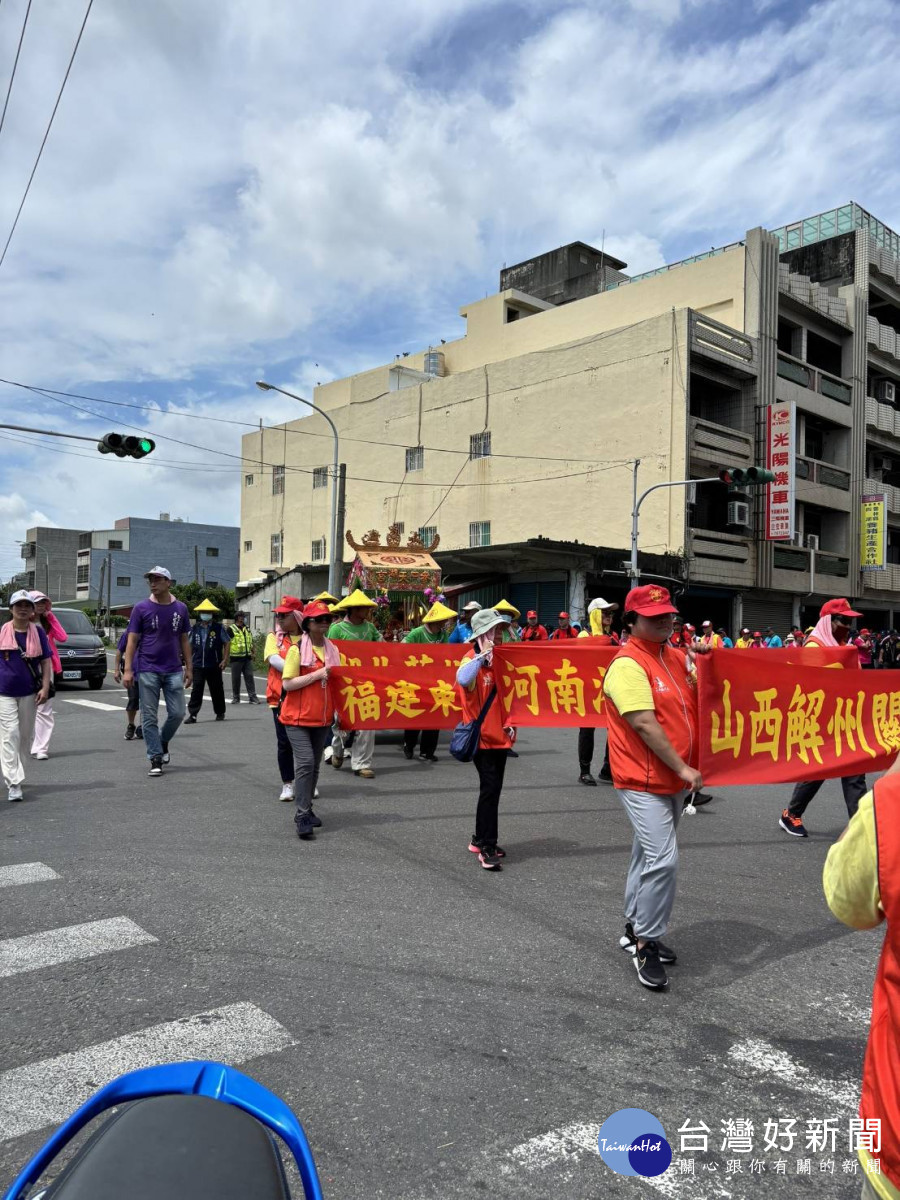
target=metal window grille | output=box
[244,474,254,486]
[311,538,326,562]
[312,467,328,489]
[405,446,424,472]
[116,576,130,587]
[270,533,282,563]
[272,465,285,495]
[76,564,89,584]
[418,525,437,545]
[244,540,253,552]
[469,521,491,547]
[470,431,491,459]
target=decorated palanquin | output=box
[344,525,442,634]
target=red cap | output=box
[820,598,863,619]
[860,628,871,635]
[684,623,695,632]
[624,584,679,617]
[753,631,762,638]
[301,600,331,621]
[527,610,538,619]
[273,595,304,615]
[559,612,569,620]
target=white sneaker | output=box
[314,786,320,799]
[279,782,294,802]
[323,746,333,762]
[35,752,48,761]
[8,785,23,802]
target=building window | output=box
[272,465,285,495]
[470,431,491,459]
[418,525,437,546]
[108,539,123,550]
[270,533,282,563]
[26,571,35,589]
[76,564,89,585]
[206,580,218,587]
[311,538,326,562]
[245,474,254,487]
[205,547,219,558]
[469,521,491,547]
[405,446,424,472]
[393,522,405,536]
[116,576,130,587]
[78,532,91,550]
[244,540,253,552]
[312,466,328,489]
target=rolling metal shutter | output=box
[509,581,568,629]
[740,595,794,636]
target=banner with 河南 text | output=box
[860,493,887,571]
[697,649,896,786]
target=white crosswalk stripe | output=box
[0,1003,298,1141]
[0,863,59,889]
[60,699,124,712]
[0,917,157,980]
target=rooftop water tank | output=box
[424,350,446,377]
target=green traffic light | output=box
[139,439,152,453]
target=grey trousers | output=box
[230,658,257,702]
[618,788,686,941]
[285,724,331,814]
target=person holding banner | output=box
[603,585,703,991]
[402,601,457,762]
[779,598,868,839]
[455,608,517,871]
[328,589,382,779]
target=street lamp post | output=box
[255,382,341,598]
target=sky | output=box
[1,0,899,579]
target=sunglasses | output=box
[308,616,331,624]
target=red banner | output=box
[332,644,469,730]
[696,649,897,785]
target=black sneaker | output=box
[402,744,414,760]
[162,742,170,765]
[249,698,261,705]
[308,811,323,828]
[579,772,597,786]
[215,714,225,721]
[184,716,197,725]
[507,749,519,758]
[689,792,714,807]
[418,753,438,762]
[295,813,315,839]
[148,756,163,777]
[779,809,808,838]
[135,725,143,739]
[634,940,668,989]
[468,839,506,858]
[598,767,613,783]
[619,922,676,963]
[124,724,135,741]
[478,846,503,870]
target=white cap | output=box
[144,566,172,580]
[588,597,618,613]
[462,601,482,612]
[702,620,712,627]
[9,589,35,607]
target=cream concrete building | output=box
[240,204,900,634]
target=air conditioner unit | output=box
[875,379,897,404]
[790,532,804,548]
[805,534,820,551]
[727,500,750,527]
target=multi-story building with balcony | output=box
[21,526,87,600]
[240,205,900,633]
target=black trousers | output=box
[230,657,258,702]
[404,729,439,758]
[788,775,867,820]
[273,708,294,783]
[188,666,225,718]
[578,728,610,775]
[472,748,507,847]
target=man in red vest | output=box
[520,610,548,641]
[549,612,578,640]
[603,584,703,992]
[824,755,900,1197]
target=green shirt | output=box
[403,625,449,644]
[329,619,382,642]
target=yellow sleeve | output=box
[282,644,301,682]
[603,657,654,714]
[263,633,279,660]
[823,792,883,930]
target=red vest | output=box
[278,660,334,727]
[605,636,698,794]
[457,650,511,750]
[549,626,578,640]
[861,774,900,1189]
[521,625,548,641]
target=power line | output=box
[0,0,93,271]
[0,0,31,141]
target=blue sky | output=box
[1,0,899,580]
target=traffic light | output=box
[718,466,776,485]
[97,433,156,459]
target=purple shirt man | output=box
[125,597,190,673]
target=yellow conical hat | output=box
[193,598,221,613]
[333,588,377,611]
[314,591,339,605]
[423,601,457,623]
[494,599,520,618]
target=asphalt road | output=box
[0,670,882,1199]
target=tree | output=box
[171,582,236,618]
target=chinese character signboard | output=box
[764,402,796,541]
[860,494,886,571]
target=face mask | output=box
[200,614,213,623]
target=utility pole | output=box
[107,552,112,638]
[96,555,106,632]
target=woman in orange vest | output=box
[279,600,341,840]
[603,585,703,992]
[264,597,304,802]
[455,608,517,870]
[824,754,900,1198]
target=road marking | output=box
[0,863,59,889]
[728,1037,860,1109]
[60,699,123,712]
[808,994,872,1024]
[0,917,157,980]
[0,1002,298,1141]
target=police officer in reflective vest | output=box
[229,611,258,704]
